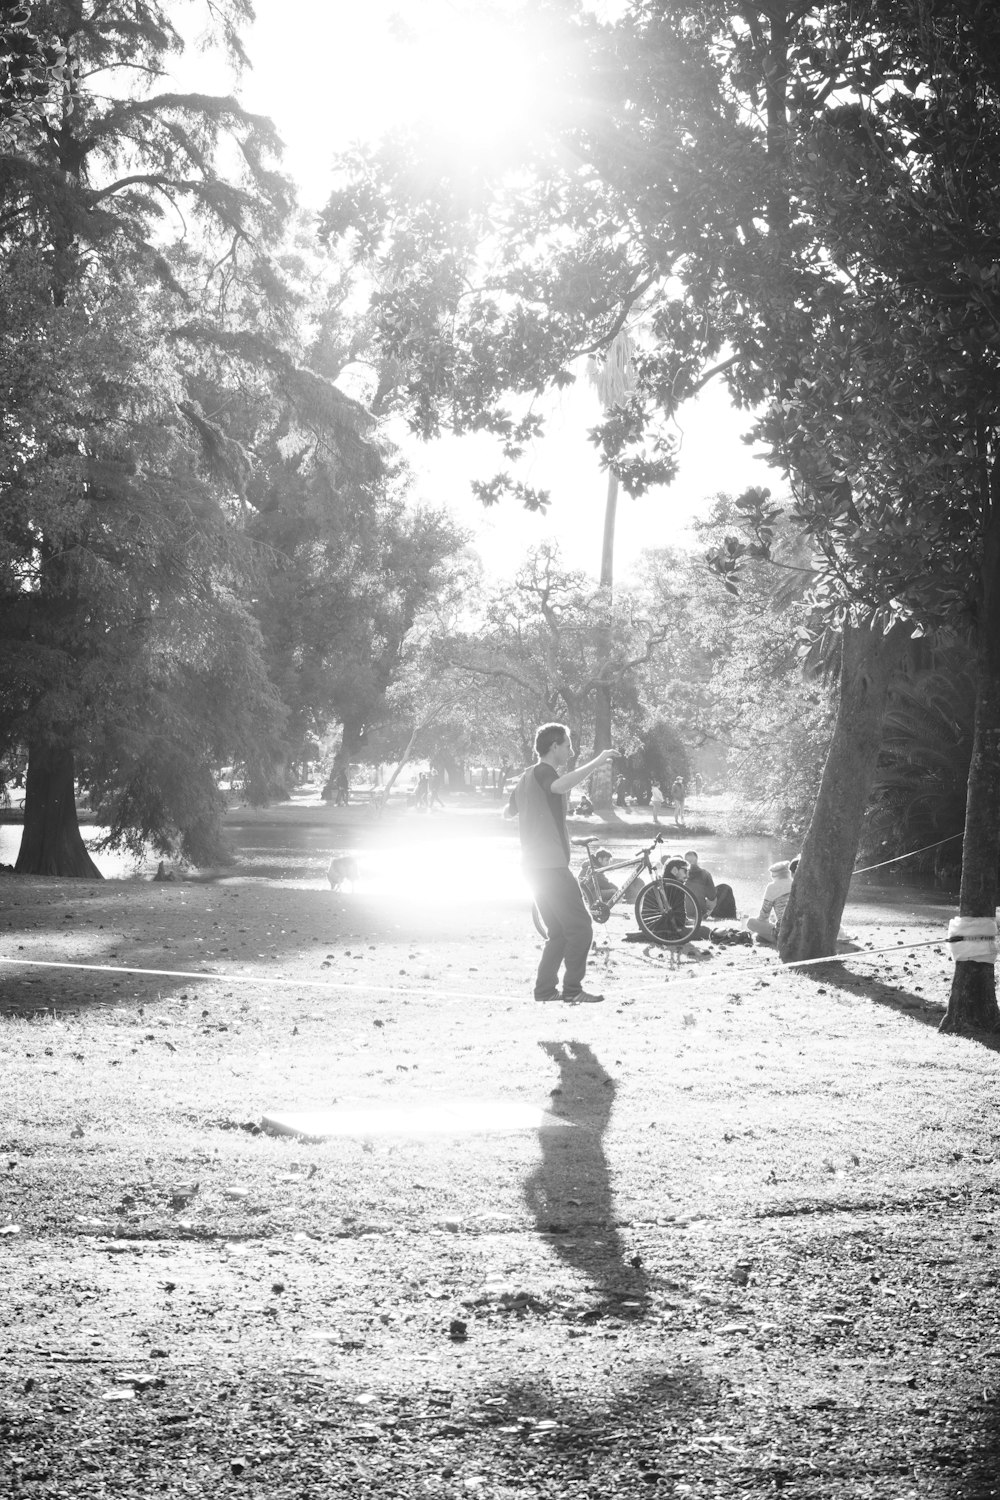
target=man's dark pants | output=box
[529,865,593,998]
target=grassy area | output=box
[1,805,999,1496]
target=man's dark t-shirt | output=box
[508,762,570,869]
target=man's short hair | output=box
[684,849,698,861]
[535,722,570,758]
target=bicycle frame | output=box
[572,832,664,921]
[530,832,699,945]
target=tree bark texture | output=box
[323,718,364,801]
[592,679,614,808]
[15,745,102,878]
[778,622,908,963]
[591,469,619,809]
[600,470,618,590]
[941,495,1000,1034]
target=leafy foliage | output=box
[640,494,834,835]
[0,251,288,862]
[864,648,975,874]
[0,2,350,866]
[0,0,65,122]
[426,541,671,761]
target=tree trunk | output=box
[376,691,465,817]
[15,745,102,878]
[323,717,363,801]
[591,469,619,809]
[601,469,618,589]
[778,621,908,962]
[592,679,614,807]
[436,751,464,793]
[940,495,1000,1034]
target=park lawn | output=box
[1,813,999,1498]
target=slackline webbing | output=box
[0,935,951,1004]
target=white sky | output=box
[201,0,773,580]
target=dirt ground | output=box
[1,797,999,1499]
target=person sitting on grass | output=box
[681,849,736,926]
[646,856,698,942]
[586,846,616,903]
[745,859,793,944]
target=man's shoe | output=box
[562,988,605,1003]
[534,990,561,1002]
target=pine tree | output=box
[0,1,339,872]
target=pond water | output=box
[0,807,957,928]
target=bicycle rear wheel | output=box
[634,879,700,945]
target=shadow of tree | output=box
[796,961,944,1029]
[524,1040,648,1302]
[795,959,1000,1052]
[0,876,341,1016]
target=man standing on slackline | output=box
[505,723,619,1003]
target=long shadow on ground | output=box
[524,1041,648,1304]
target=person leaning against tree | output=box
[504,723,619,1004]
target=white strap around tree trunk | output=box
[947,916,998,964]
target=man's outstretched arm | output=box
[551,748,619,794]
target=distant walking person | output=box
[505,724,619,1003]
[671,776,686,826]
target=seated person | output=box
[653,856,702,941]
[745,859,793,944]
[683,849,737,923]
[585,846,617,902]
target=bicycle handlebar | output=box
[634,832,665,856]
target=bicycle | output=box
[531,833,700,946]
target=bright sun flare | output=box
[378,8,551,153]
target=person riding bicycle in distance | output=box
[504,723,619,1004]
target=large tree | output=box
[246,438,467,790]
[734,0,1000,1030]
[0,247,289,870]
[0,1,380,872]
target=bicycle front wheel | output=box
[634,879,700,945]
